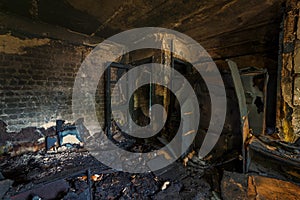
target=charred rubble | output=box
[0,119,213,200]
[0,115,300,199]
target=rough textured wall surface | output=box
[0,32,106,132]
[278,0,300,142]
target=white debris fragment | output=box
[61,135,81,145]
[37,137,45,143]
[161,181,170,191]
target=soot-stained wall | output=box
[277,0,300,142]
[0,32,106,132]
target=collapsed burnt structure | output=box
[0,0,300,199]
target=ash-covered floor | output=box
[0,150,216,200]
[0,119,244,200]
[1,119,300,200]
[1,116,300,200]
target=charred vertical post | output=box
[278,0,300,142]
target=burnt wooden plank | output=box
[248,175,300,199]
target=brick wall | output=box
[0,33,106,132]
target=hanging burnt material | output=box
[239,66,268,136]
[228,60,269,173]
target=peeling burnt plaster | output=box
[0,34,50,55]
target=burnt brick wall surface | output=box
[0,33,105,132]
[277,0,300,142]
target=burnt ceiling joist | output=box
[0,0,285,59]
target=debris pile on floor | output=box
[0,119,86,157]
[0,119,300,199]
[248,135,300,182]
[0,119,215,199]
[0,150,215,199]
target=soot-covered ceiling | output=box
[0,0,284,59]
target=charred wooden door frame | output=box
[105,56,157,138]
[104,56,191,148]
[105,62,130,138]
